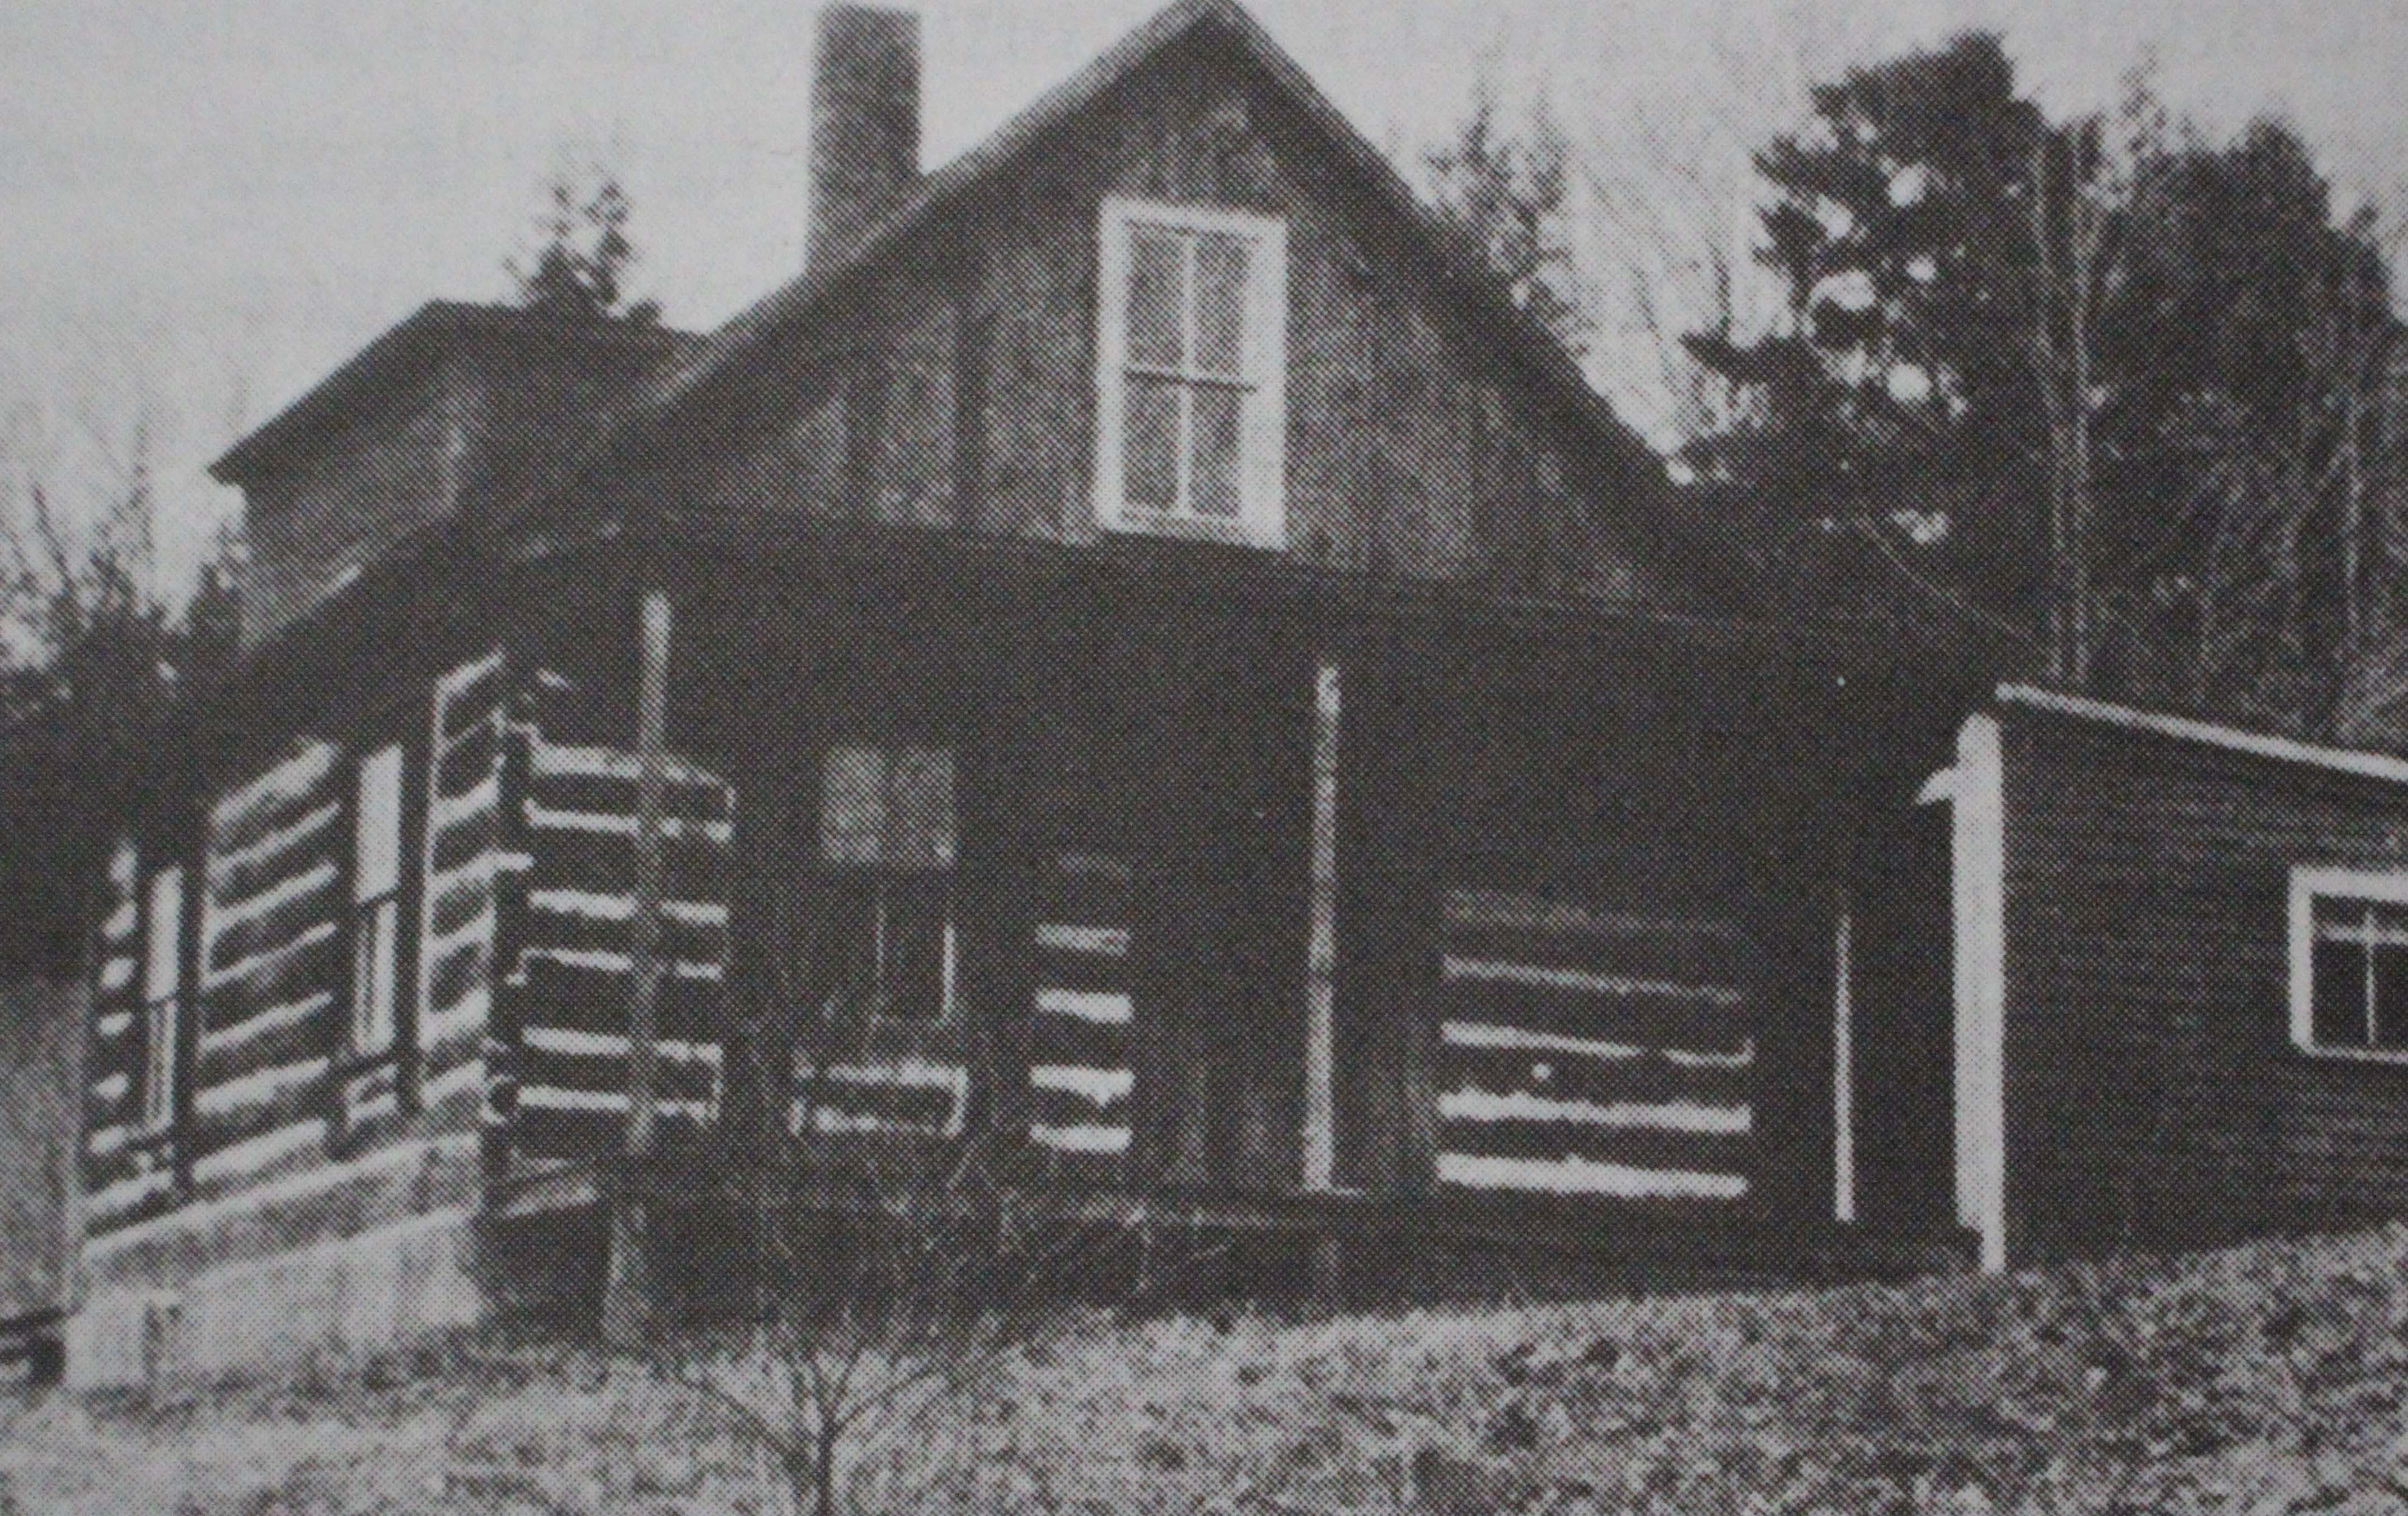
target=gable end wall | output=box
[677,38,1651,603]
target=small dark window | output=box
[2297,876,2408,1056]
[816,745,956,1023]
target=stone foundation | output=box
[67,1133,490,1389]
[67,1205,484,1389]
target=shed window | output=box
[350,744,406,1058]
[2290,869,2408,1060]
[1094,198,1287,548]
[142,866,185,1132]
[817,745,957,1023]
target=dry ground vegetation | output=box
[18,1228,2408,1514]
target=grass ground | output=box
[12,1223,2408,1514]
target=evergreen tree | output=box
[510,159,660,325]
[1687,34,2404,726]
[1425,83,1589,356]
[0,469,236,981]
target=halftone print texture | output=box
[4,1,2408,1512]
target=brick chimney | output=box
[809,5,921,272]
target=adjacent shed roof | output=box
[1998,684,2408,788]
[209,302,694,488]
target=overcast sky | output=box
[3,0,2404,595]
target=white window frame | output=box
[2288,865,2408,1065]
[141,865,185,1133]
[349,743,407,1059]
[1093,196,1289,550]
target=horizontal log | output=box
[794,1060,968,1136]
[502,957,724,1039]
[1030,1063,1135,1111]
[1028,1121,1133,1158]
[1444,922,1748,987]
[1443,889,1753,944]
[1027,1009,1131,1070]
[523,804,734,847]
[204,873,341,977]
[430,810,502,877]
[1440,1044,1750,1110]
[523,769,731,826]
[198,993,334,1086]
[425,934,496,1024]
[201,929,341,1023]
[1435,981,1750,1056]
[189,1075,326,1159]
[1433,1149,1748,1200]
[434,720,500,796]
[515,1037,723,1103]
[205,802,341,906]
[522,834,724,900]
[209,743,341,849]
[83,1163,176,1225]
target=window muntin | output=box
[1095,198,1287,546]
[141,865,184,1132]
[350,743,406,1058]
[2291,868,2408,1060]
[817,744,958,1023]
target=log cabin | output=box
[97,0,2408,1383]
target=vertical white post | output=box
[1951,714,2008,1272]
[1833,905,1856,1225]
[603,587,673,1351]
[1301,658,1342,1193]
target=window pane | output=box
[354,899,399,1054]
[1193,233,1250,378]
[1189,384,1244,518]
[819,746,888,866]
[1123,376,1183,512]
[1126,227,1187,369]
[145,997,177,1130]
[2313,938,2371,1048]
[2377,941,2408,1050]
[144,868,184,1002]
[884,876,953,1021]
[817,880,880,1016]
[888,747,957,871]
[354,745,407,903]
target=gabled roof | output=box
[540,0,1661,511]
[210,302,694,488]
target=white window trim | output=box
[142,865,186,1134]
[2288,865,2408,1065]
[1093,195,1288,550]
[350,743,409,1059]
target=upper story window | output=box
[1094,198,1287,549]
[818,743,958,1023]
[142,865,185,1133]
[350,743,407,1059]
[2290,867,2408,1061]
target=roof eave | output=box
[1997,683,2408,787]
[210,302,694,488]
